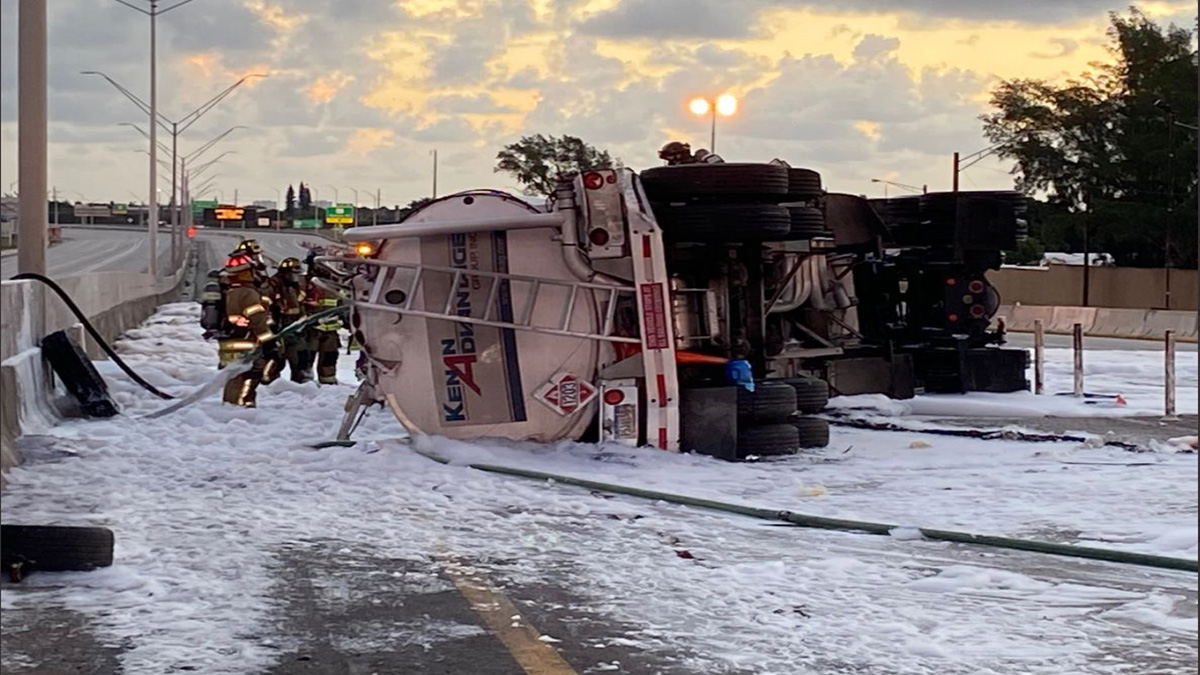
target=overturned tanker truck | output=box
[322,155,1029,460]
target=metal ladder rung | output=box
[402,267,424,310]
[601,288,619,336]
[520,280,541,326]
[481,276,500,321]
[558,286,579,331]
[442,270,463,315]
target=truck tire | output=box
[790,416,830,448]
[641,164,789,201]
[736,381,797,423]
[737,423,801,457]
[780,376,829,413]
[785,168,823,200]
[2,525,115,579]
[782,206,829,239]
[654,204,790,242]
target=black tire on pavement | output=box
[785,168,823,200]
[641,164,789,201]
[654,204,790,242]
[737,423,801,457]
[782,206,829,239]
[790,416,831,448]
[736,381,798,423]
[1,525,115,579]
[780,376,830,413]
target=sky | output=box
[0,0,1196,208]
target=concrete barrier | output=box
[1,266,186,481]
[1000,304,1197,342]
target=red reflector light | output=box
[968,280,985,294]
[589,228,610,246]
[947,313,959,322]
[187,226,196,238]
[970,304,986,317]
[605,173,616,183]
[603,389,625,406]
[583,172,604,190]
[945,278,957,286]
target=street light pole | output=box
[431,149,438,198]
[18,0,48,277]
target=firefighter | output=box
[302,258,344,386]
[199,268,227,341]
[219,252,278,407]
[268,257,314,383]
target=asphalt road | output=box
[1,225,331,280]
[1005,331,1197,352]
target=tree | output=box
[285,184,296,216]
[406,197,433,210]
[298,182,312,210]
[495,134,615,196]
[982,8,1197,268]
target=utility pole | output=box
[431,149,438,198]
[18,0,47,276]
[170,121,178,268]
[147,0,159,277]
[952,152,960,193]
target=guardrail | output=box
[1,263,188,483]
[999,304,1197,343]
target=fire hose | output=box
[412,446,1197,573]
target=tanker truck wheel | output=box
[2,525,115,581]
[652,204,790,242]
[785,168,823,201]
[789,416,831,448]
[781,206,829,240]
[641,163,789,202]
[736,381,797,423]
[780,376,829,413]
[736,423,801,457]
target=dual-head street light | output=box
[688,94,738,152]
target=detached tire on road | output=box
[654,204,790,242]
[737,381,797,423]
[641,164,789,201]
[2,525,115,579]
[780,376,829,413]
[737,423,801,457]
[790,416,831,448]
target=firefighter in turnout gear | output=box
[219,252,278,407]
[199,268,227,341]
[303,267,344,385]
[268,257,314,383]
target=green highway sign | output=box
[191,199,218,217]
[325,204,355,225]
[293,218,322,229]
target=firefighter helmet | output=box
[658,141,693,165]
[233,239,262,257]
[278,257,302,272]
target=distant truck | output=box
[323,154,1028,459]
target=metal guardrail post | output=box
[1033,318,1045,395]
[1072,323,1084,398]
[1165,330,1176,419]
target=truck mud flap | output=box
[41,330,119,418]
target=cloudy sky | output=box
[0,0,1195,207]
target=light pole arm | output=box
[121,122,172,155]
[185,125,246,163]
[176,74,266,134]
[81,70,172,133]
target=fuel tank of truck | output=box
[351,191,604,443]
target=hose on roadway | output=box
[12,272,175,400]
[412,446,1198,573]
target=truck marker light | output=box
[605,173,616,183]
[589,228,610,246]
[970,304,986,318]
[968,280,985,294]
[583,172,604,190]
[603,389,625,405]
[947,313,959,322]
[962,294,974,304]
[945,277,957,286]
[356,242,375,256]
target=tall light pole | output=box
[18,0,47,276]
[88,66,264,271]
[359,187,381,226]
[322,185,340,203]
[431,149,438,198]
[688,94,737,152]
[870,178,926,198]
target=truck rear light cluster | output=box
[583,172,605,190]
[589,228,611,246]
[603,389,625,405]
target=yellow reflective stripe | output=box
[220,341,256,351]
[257,331,275,341]
[244,305,266,316]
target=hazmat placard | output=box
[533,371,597,415]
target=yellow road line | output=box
[446,566,578,675]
